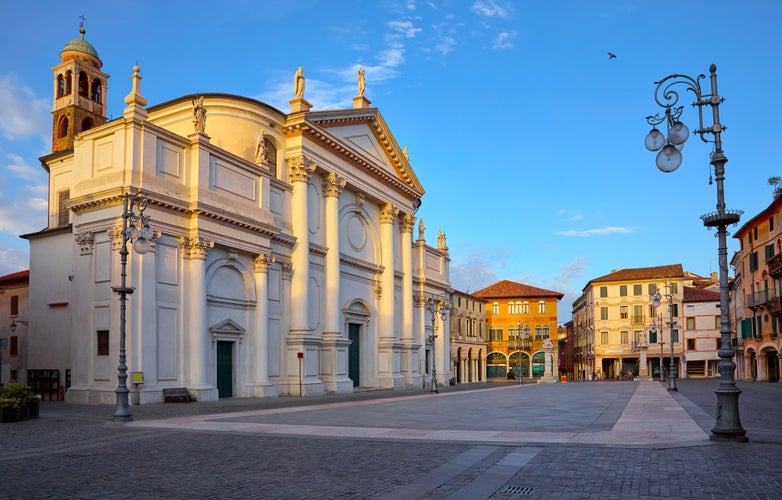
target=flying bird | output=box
[608,52,617,59]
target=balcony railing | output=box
[768,252,782,278]
[746,290,780,310]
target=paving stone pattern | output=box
[0,379,779,499]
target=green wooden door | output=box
[217,341,233,398]
[348,323,360,387]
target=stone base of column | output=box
[286,336,324,396]
[245,383,279,398]
[320,333,353,393]
[378,339,405,389]
[399,341,422,388]
[191,387,219,402]
[537,376,559,384]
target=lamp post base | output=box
[710,387,748,442]
[112,389,133,422]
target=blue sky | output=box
[1,1,780,322]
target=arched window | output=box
[264,139,277,177]
[492,302,499,315]
[508,302,515,314]
[57,74,65,97]
[78,72,88,97]
[535,325,542,340]
[65,70,72,94]
[521,301,529,314]
[543,325,550,339]
[58,116,69,138]
[538,301,546,314]
[81,117,94,132]
[91,78,102,103]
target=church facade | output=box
[25,27,452,404]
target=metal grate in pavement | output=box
[500,485,534,495]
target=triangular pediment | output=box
[209,318,245,334]
[305,109,424,195]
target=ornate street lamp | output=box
[426,297,448,394]
[650,285,677,391]
[648,316,665,382]
[645,65,746,441]
[112,192,153,422]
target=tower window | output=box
[65,70,72,94]
[57,74,65,97]
[78,71,88,97]
[91,78,102,103]
[58,116,69,139]
[81,117,94,132]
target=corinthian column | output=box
[249,254,278,397]
[181,236,217,401]
[288,155,316,336]
[399,213,419,386]
[378,203,403,388]
[322,172,346,336]
[379,203,397,341]
[320,172,352,392]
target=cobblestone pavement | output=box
[0,379,779,499]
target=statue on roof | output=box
[255,130,268,165]
[403,146,409,161]
[294,67,305,99]
[357,67,366,97]
[418,218,425,240]
[192,96,206,134]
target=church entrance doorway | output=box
[216,341,234,398]
[348,323,360,387]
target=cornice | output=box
[340,254,383,274]
[69,190,280,239]
[283,117,422,199]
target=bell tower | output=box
[51,21,109,152]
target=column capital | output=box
[322,171,347,197]
[254,253,275,273]
[379,203,398,224]
[75,231,95,255]
[181,237,214,260]
[288,155,316,183]
[399,213,416,234]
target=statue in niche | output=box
[294,66,305,99]
[418,218,425,240]
[357,67,365,96]
[192,96,206,134]
[255,131,268,165]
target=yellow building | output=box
[732,193,782,382]
[473,280,563,381]
[576,264,685,381]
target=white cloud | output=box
[449,250,509,293]
[6,153,46,183]
[553,227,636,237]
[557,209,583,221]
[492,31,515,49]
[0,74,50,142]
[0,186,48,236]
[0,247,29,276]
[471,0,508,18]
[388,20,422,38]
